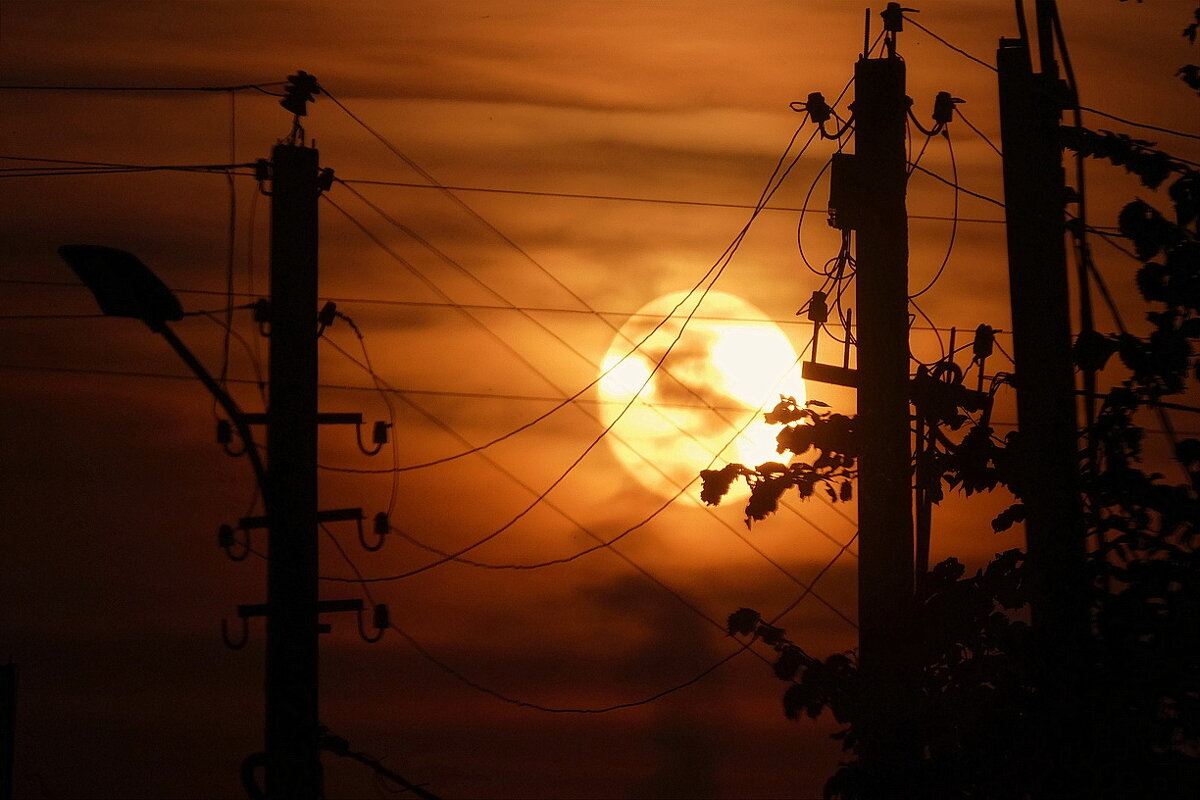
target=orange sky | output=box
[2,2,1197,798]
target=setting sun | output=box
[597,290,806,497]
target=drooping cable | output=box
[910,129,960,299]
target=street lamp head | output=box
[57,244,184,326]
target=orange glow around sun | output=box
[597,290,806,498]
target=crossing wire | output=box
[900,11,1200,143]
[910,128,960,299]
[316,294,859,613]
[317,333,858,628]
[322,317,857,570]
[0,153,1010,226]
[324,506,857,716]
[320,137,865,542]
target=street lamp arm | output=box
[150,320,269,495]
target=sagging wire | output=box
[218,90,238,396]
[337,524,860,717]
[792,92,853,141]
[910,128,960,299]
[319,113,817,473]
[198,310,267,401]
[317,329,858,624]
[340,331,840,574]
[796,156,837,275]
[909,296,948,366]
[312,257,753,582]
[322,195,736,474]
[332,177,803,485]
[322,309,401,518]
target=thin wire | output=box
[199,312,267,393]
[329,320,857,569]
[910,130,960,299]
[218,91,238,393]
[909,163,1005,208]
[0,154,1006,225]
[953,106,1003,158]
[338,176,1008,224]
[330,313,402,518]
[314,249,747,580]
[336,518,860,715]
[332,180,798,479]
[797,157,834,274]
[0,82,285,92]
[1078,105,1200,143]
[907,130,936,178]
[322,116,815,471]
[322,195,737,472]
[908,297,946,364]
[318,336,859,625]
[327,168,862,543]
[902,15,996,72]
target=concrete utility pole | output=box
[1,663,14,800]
[851,51,918,792]
[263,141,323,800]
[997,5,1089,793]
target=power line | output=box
[910,129,960,298]
[953,106,1003,158]
[901,12,1200,145]
[902,15,996,72]
[908,162,1006,209]
[0,276,1014,332]
[1079,105,1200,143]
[324,318,859,565]
[0,82,283,94]
[0,152,1009,225]
[323,150,866,549]
[317,336,861,626]
[325,516,858,716]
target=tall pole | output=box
[853,52,918,792]
[997,27,1088,796]
[1,663,14,800]
[265,142,322,800]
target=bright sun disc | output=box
[597,291,806,498]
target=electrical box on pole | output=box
[265,142,322,800]
[851,52,919,792]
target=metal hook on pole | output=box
[359,512,389,552]
[357,603,389,644]
[218,523,251,562]
[221,614,251,650]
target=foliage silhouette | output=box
[703,6,1200,798]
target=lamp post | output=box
[57,245,266,491]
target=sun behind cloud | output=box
[598,290,806,498]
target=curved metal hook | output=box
[221,614,250,650]
[239,752,268,800]
[354,421,387,457]
[357,603,388,644]
[358,512,388,552]
[218,523,251,562]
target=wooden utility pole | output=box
[264,141,322,800]
[997,10,1089,794]
[852,51,918,793]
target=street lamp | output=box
[57,244,266,491]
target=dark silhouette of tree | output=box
[701,6,1200,798]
